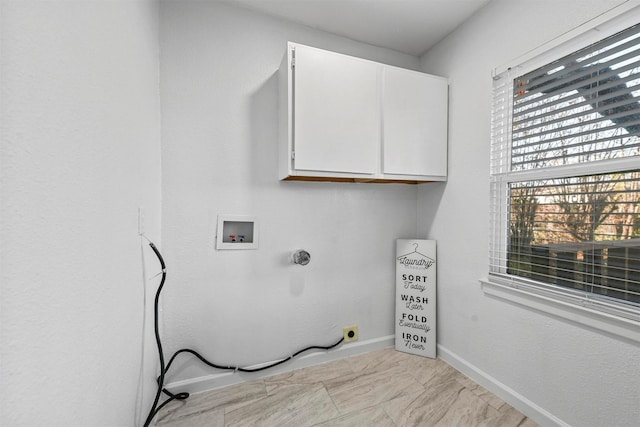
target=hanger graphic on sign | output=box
[397,243,435,263]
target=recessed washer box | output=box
[216,215,259,250]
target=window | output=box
[489,22,640,320]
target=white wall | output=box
[6,1,636,425]
[159,1,422,388]
[418,1,640,426]
[0,1,161,426]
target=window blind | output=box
[512,23,640,171]
[490,23,640,310]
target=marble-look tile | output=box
[455,375,510,412]
[519,416,541,427]
[324,364,425,414]
[396,349,440,371]
[264,358,354,394]
[431,387,503,426]
[477,406,531,427]
[157,381,266,424]
[155,348,534,427]
[381,377,466,425]
[157,407,224,427]
[224,383,340,427]
[412,358,467,388]
[311,405,396,427]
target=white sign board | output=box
[395,239,436,358]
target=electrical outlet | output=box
[343,325,358,342]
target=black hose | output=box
[143,242,171,427]
[163,338,345,376]
[142,241,344,426]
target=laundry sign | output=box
[395,239,436,358]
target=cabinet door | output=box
[382,67,448,177]
[293,45,380,175]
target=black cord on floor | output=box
[142,241,344,427]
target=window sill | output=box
[480,276,640,343]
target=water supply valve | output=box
[292,249,311,266]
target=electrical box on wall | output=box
[216,215,259,250]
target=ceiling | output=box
[222,0,491,57]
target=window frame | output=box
[484,3,640,342]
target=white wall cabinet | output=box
[279,42,448,183]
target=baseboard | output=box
[436,344,569,427]
[164,335,395,395]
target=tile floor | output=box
[156,347,538,427]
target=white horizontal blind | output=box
[513,23,640,171]
[490,23,640,309]
[489,69,513,276]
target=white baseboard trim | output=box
[437,344,568,427]
[165,335,395,395]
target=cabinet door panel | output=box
[383,67,447,177]
[293,45,380,174]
